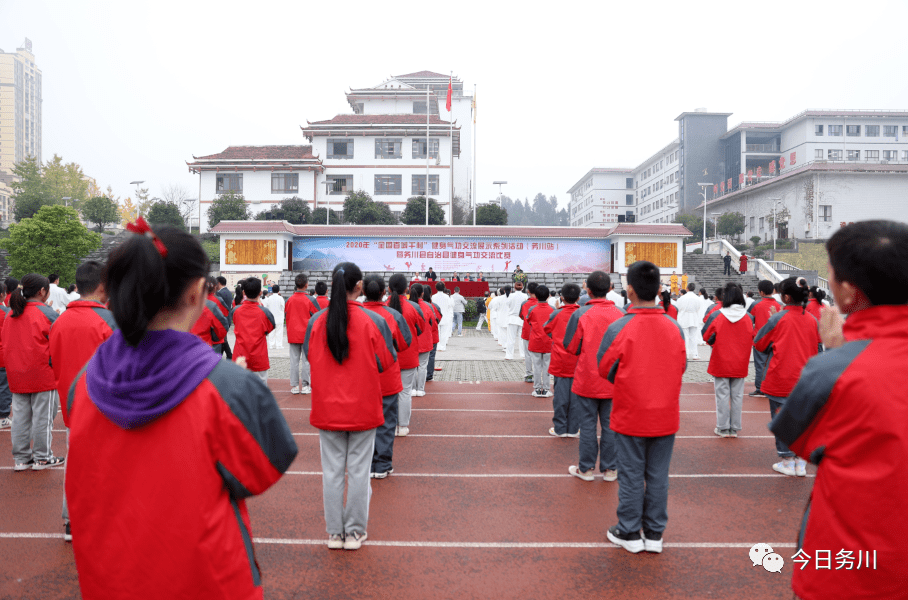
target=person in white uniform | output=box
[675,283,703,360]
[505,283,528,360]
[432,282,454,351]
[262,285,286,349]
[47,274,70,314]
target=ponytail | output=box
[661,290,672,312]
[779,277,808,313]
[104,226,209,346]
[10,273,49,318]
[363,274,384,302]
[388,273,407,313]
[408,283,423,302]
[326,262,362,364]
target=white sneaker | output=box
[343,531,367,550]
[395,426,409,437]
[0,417,11,429]
[299,386,312,394]
[643,532,663,553]
[412,390,425,397]
[795,459,807,477]
[327,534,344,549]
[773,460,797,476]
[290,387,300,395]
[548,427,567,438]
[569,465,595,481]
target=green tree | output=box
[673,213,704,243]
[146,200,186,229]
[556,207,569,226]
[750,235,762,246]
[255,196,312,224]
[208,192,250,229]
[451,195,469,225]
[310,207,341,224]
[401,196,444,225]
[10,156,53,221]
[0,205,101,285]
[343,190,397,225]
[135,186,154,217]
[42,155,91,211]
[717,211,746,240]
[476,204,508,226]
[81,196,120,232]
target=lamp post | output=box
[711,212,721,240]
[697,183,712,252]
[61,196,71,207]
[324,179,333,225]
[768,198,782,252]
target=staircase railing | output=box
[704,238,783,284]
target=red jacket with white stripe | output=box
[412,298,433,353]
[754,305,822,398]
[747,296,781,333]
[544,303,580,377]
[702,308,755,379]
[49,300,117,426]
[304,301,397,431]
[520,298,538,341]
[1,300,58,393]
[363,301,412,396]
[770,305,908,600]
[191,300,228,347]
[231,300,275,373]
[386,298,423,370]
[285,291,320,344]
[526,301,554,354]
[563,298,625,399]
[597,306,687,437]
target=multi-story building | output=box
[0,180,12,223]
[633,139,680,224]
[567,169,634,228]
[0,38,42,210]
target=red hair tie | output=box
[126,217,168,258]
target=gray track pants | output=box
[399,368,418,427]
[416,352,430,392]
[11,390,57,464]
[288,343,310,388]
[529,351,551,391]
[714,377,744,431]
[319,429,376,536]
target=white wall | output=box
[608,234,686,275]
[198,170,317,233]
[569,172,633,228]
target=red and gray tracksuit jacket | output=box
[412,299,433,354]
[1,300,58,394]
[386,298,423,370]
[191,299,229,348]
[363,301,412,397]
[231,300,276,373]
[597,306,687,437]
[525,301,554,354]
[544,303,581,377]
[747,297,781,336]
[753,305,822,398]
[770,305,908,600]
[49,300,117,426]
[520,298,538,341]
[285,291,320,344]
[702,308,755,379]
[563,298,625,399]
[702,301,723,323]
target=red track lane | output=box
[0,381,806,599]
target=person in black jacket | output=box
[722,253,732,276]
[475,292,488,331]
[424,268,437,281]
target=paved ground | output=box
[0,333,804,599]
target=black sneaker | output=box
[523,375,534,383]
[33,456,65,470]
[748,390,766,398]
[642,530,663,553]
[607,525,644,553]
[64,522,72,542]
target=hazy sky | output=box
[2,0,907,209]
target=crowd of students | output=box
[1,217,903,599]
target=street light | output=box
[493,181,507,206]
[711,212,721,240]
[61,196,71,207]
[697,183,712,251]
[769,198,782,252]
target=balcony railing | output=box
[745,144,781,153]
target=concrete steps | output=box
[682,253,762,295]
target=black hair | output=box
[454,287,460,293]
[75,261,104,296]
[561,283,581,304]
[216,276,227,286]
[586,271,611,297]
[699,288,708,299]
[527,282,538,295]
[205,278,216,294]
[535,285,550,301]
[435,281,445,293]
[4,277,18,294]
[408,283,423,302]
[723,282,745,308]
[48,273,59,284]
[503,285,511,298]
[620,290,628,302]
[315,281,328,296]
[388,273,408,313]
[809,286,826,303]
[272,285,280,294]
[234,284,244,306]
[363,274,385,302]
[326,262,362,364]
[661,290,672,312]
[103,226,209,345]
[826,220,908,306]
[422,284,433,303]
[779,276,808,311]
[0,283,8,298]
[773,282,781,293]
[626,261,660,301]
[243,277,262,299]
[295,273,308,289]
[687,282,696,292]
[715,287,724,301]
[747,291,754,298]
[758,280,774,296]
[9,274,49,318]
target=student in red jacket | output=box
[286,273,320,395]
[49,261,117,541]
[563,272,626,482]
[702,287,723,323]
[771,220,908,600]
[661,290,678,319]
[597,261,687,554]
[754,277,821,477]
[805,286,825,321]
[544,283,582,438]
[231,277,276,384]
[412,284,436,396]
[423,285,442,381]
[190,279,229,352]
[314,280,329,309]
[3,273,62,471]
[362,275,411,476]
[519,282,539,383]
[746,280,781,398]
[526,285,554,398]
[387,274,423,437]
[702,282,754,438]
[0,282,9,430]
[304,262,397,550]
[66,223,297,599]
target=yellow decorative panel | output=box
[624,242,677,268]
[224,239,277,265]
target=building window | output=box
[411,174,439,195]
[626,194,633,205]
[328,175,352,195]
[375,138,402,159]
[815,125,824,136]
[412,138,439,159]
[846,125,861,136]
[865,125,879,137]
[828,149,843,160]
[815,149,824,159]
[327,138,354,159]
[271,173,299,193]
[413,101,428,114]
[819,205,832,222]
[884,126,897,137]
[216,173,243,193]
[626,177,633,189]
[846,150,860,161]
[865,150,879,160]
[828,125,842,136]
[883,150,897,160]
[374,175,402,195]
[903,151,908,161]
[749,216,755,231]
[759,217,765,231]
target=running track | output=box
[0,380,811,599]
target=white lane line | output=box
[279,408,765,414]
[0,466,64,471]
[284,471,813,479]
[290,433,776,439]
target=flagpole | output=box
[425,85,430,226]
[472,84,476,227]
[449,71,454,226]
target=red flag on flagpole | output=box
[446,76,452,112]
